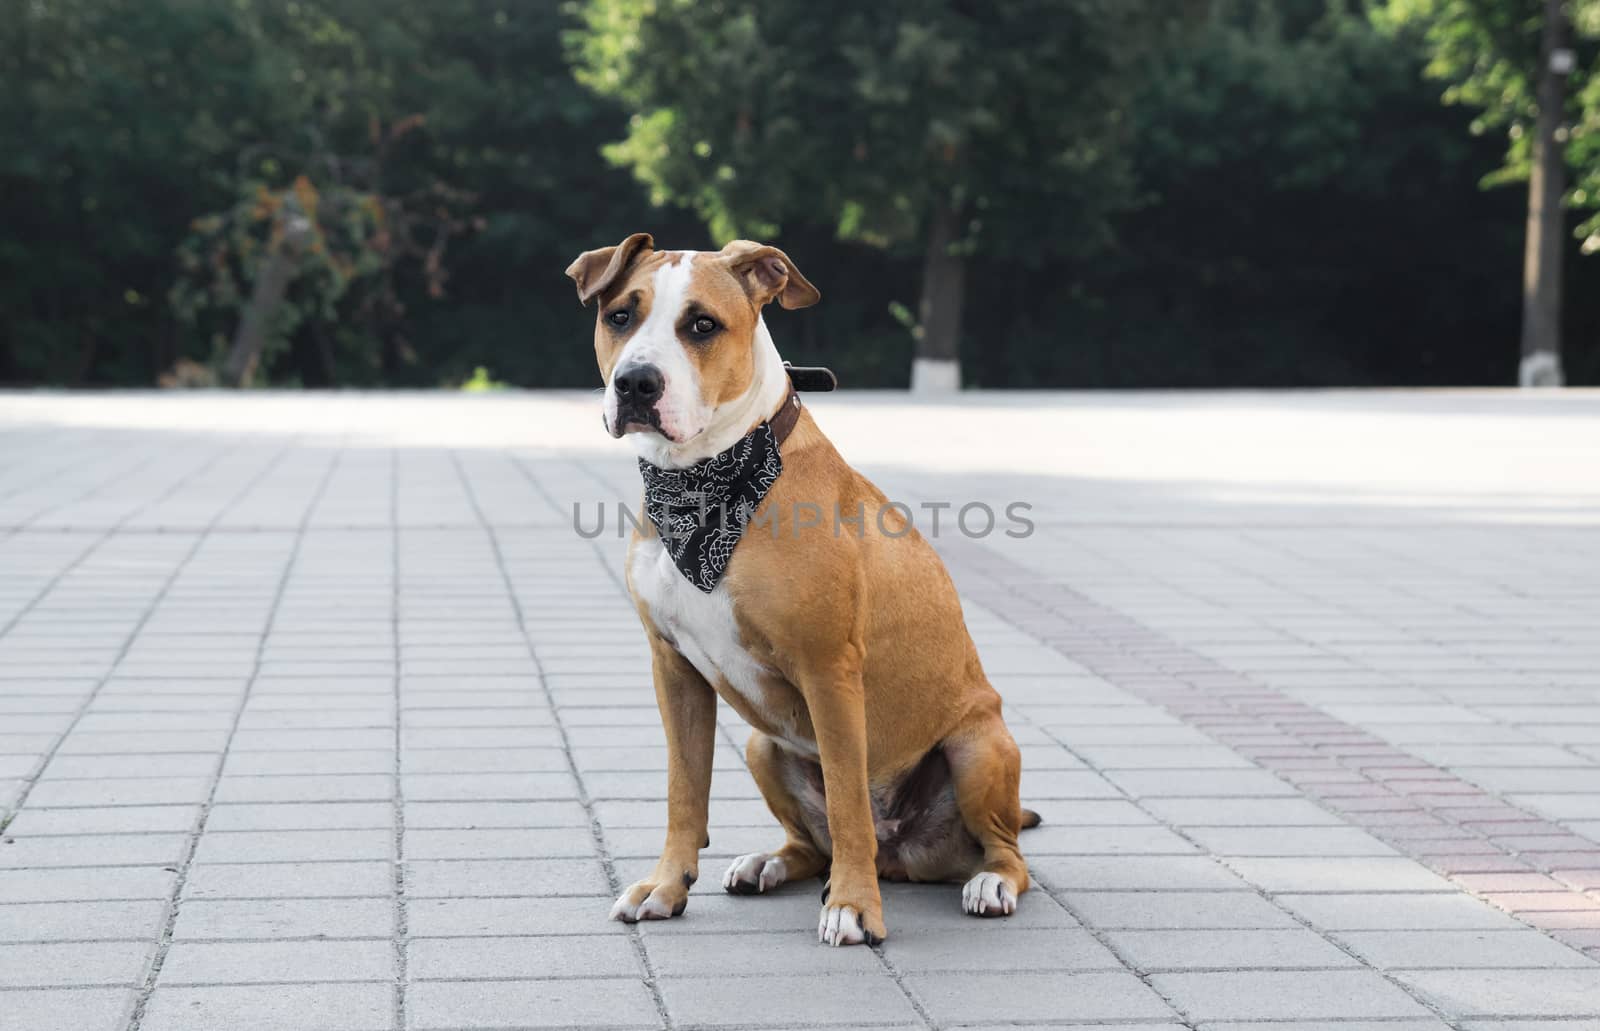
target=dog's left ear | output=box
[565,232,654,306]
[720,240,820,310]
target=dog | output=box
[566,235,1037,946]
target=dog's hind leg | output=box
[945,707,1031,917]
[724,731,829,895]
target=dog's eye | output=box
[690,316,717,336]
[607,310,630,328]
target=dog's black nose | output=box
[614,364,664,405]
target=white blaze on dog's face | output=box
[566,235,820,468]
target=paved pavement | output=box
[2,389,1599,1031]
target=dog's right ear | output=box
[565,232,654,306]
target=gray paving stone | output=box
[406,896,624,938]
[1104,928,1360,971]
[1022,825,1199,855]
[1152,969,1435,1020]
[224,750,395,776]
[1201,1022,1453,1031]
[1102,768,1301,798]
[0,987,135,1031]
[173,897,394,940]
[403,826,595,859]
[1396,969,1600,1017]
[906,970,1176,1024]
[141,983,395,1031]
[403,857,609,897]
[0,940,155,986]
[1,804,200,835]
[1032,855,1246,892]
[193,828,394,864]
[1062,890,1300,930]
[159,939,395,984]
[182,861,393,899]
[1335,929,1598,969]
[213,774,393,804]
[408,935,641,981]
[401,800,588,828]
[645,930,882,976]
[205,802,394,831]
[1224,857,1458,894]
[408,977,659,1029]
[0,832,190,868]
[660,973,917,1027]
[23,776,214,807]
[1184,825,1400,858]
[1276,892,1530,931]
[956,1026,1185,1031]
[400,771,578,801]
[1143,797,1345,827]
[0,866,176,903]
[881,927,1121,972]
[0,899,167,943]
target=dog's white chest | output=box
[629,537,774,716]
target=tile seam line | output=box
[390,444,410,1031]
[124,439,345,1031]
[451,448,676,1031]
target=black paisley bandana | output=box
[638,423,784,593]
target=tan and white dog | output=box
[566,234,1036,946]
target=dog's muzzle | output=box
[611,363,667,438]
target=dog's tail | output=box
[1021,808,1042,830]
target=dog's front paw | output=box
[962,871,1018,917]
[723,852,787,895]
[610,878,689,923]
[817,902,886,947]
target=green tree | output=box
[571,0,1163,390]
[0,0,298,383]
[1378,0,1600,384]
[968,0,1563,388]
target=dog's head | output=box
[566,235,819,451]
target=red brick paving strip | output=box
[945,540,1600,958]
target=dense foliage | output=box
[1,0,1597,388]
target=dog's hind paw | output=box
[722,852,786,895]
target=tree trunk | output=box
[912,205,965,393]
[1519,0,1570,388]
[223,202,313,388]
[0,328,17,385]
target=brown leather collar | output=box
[768,386,804,446]
[767,363,835,446]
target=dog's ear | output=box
[565,232,654,306]
[719,240,820,310]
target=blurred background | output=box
[2,0,1598,392]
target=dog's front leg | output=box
[800,654,885,946]
[610,634,715,923]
